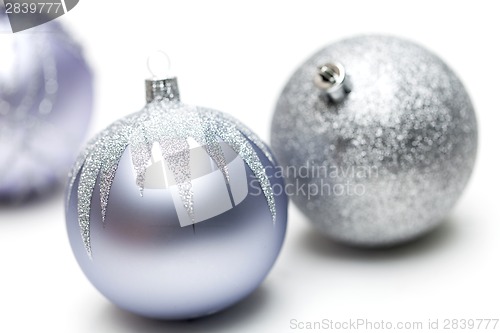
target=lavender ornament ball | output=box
[66,74,287,319]
[271,35,477,247]
[0,12,93,201]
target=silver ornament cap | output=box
[314,62,352,102]
[145,77,180,103]
[144,51,180,103]
[271,35,478,247]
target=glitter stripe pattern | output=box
[68,100,276,256]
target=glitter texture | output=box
[271,35,478,246]
[69,99,276,256]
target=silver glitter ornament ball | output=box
[66,74,287,319]
[271,35,477,247]
[0,12,93,201]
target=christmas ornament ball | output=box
[66,77,287,319]
[271,35,477,247]
[0,12,93,201]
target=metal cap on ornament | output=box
[314,62,352,102]
[145,50,180,102]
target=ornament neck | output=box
[145,77,180,103]
[314,62,351,102]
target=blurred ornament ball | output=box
[271,35,477,247]
[0,11,93,201]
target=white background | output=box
[1,1,500,332]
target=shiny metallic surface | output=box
[314,62,351,102]
[145,77,180,103]
[271,35,477,247]
[0,13,93,201]
[66,90,287,318]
